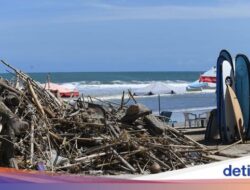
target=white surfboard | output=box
[227,85,244,142]
[222,60,236,142]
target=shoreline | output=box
[75,89,215,101]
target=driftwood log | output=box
[121,104,152,123]
[144,114,165,135]
[0,100,28,167]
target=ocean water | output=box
[2,72,201,84]
[1,71,216,123]
[2,71,204,96]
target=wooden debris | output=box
[144,114,165,135]
[0,61,214,175]
[27,79,45,116]
[121,104,152,123]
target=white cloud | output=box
[54,2,250,23]
[2,1,250,27]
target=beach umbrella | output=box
[134,82,173,95]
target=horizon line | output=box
[0,71,205,74]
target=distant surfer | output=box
[147,91,154,96]
[171,90,175,94]
[133,92,137,96]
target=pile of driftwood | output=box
[0,61,213,175]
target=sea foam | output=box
[60,80,215,98]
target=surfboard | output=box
[205,109,220,141]
[220,49,233,65]
[223,60,236,143]
[216,56,225,141]
[235,54,250,139]
[227,85,245,142]
[216,50,236,142]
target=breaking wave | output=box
[60,80,215,98]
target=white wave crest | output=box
[60,80,215,98]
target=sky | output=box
[1,0,250,72]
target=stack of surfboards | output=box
[216,50,250,143]
[217,50,250,143]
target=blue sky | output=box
[1,0,250,72]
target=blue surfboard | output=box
[216,56,225,141]
[217,50,235,142]
[235,54,250,138]
[220,49,233,66]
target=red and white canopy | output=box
[199,67,216,83]
[44,82,79,98]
